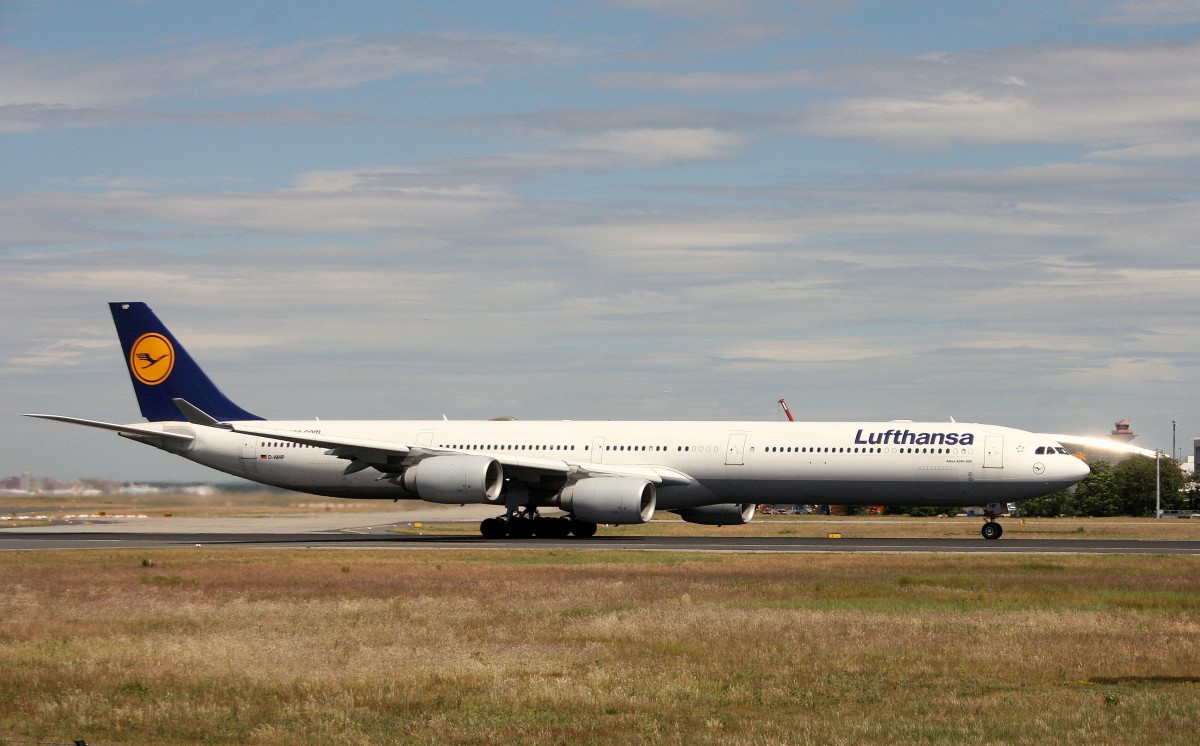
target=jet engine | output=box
[675,503,756,526]
[401,455,503,504]
[559,477,655,524]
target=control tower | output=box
[1109,420,1136,444]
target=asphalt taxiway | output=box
[3,509,1198,553]
[3,527,1199,554]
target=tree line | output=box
[879,455,1197,518]
[1019,456,1197,517]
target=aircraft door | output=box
[984,436,1004,468]
[240,434,258,460]
[591,436,605,463]
[726,433,746,465]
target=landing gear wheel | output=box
[569,519,598,539]
[480,517,507,539]
[507,516,535,539]
[981,521,1003,540]
[534,516,571,539]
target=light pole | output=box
[1156,449,1162,519]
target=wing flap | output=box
[571,463,694,485]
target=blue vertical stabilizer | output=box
[109,302,262,422]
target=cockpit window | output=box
[1035,446,1046,454]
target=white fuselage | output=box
[142,418,1089,509]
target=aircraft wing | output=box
[498,458,694,486]
[573,463,695,485]
[227,423,413,474]
[229,422,408,455]
[228,422,694,485]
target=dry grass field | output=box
[388,513,1200,541]
[1,548,1197,745]
[0,489,389,519]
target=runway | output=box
[3,528,1198,554]
[3,509,1198,553]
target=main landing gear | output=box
[981,502,1004,540]
[479,511,597,539]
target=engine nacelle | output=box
[401,455,503,504]
[559,477,655,524]
[675,503,756,526]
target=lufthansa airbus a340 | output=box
[27,303,1090,540]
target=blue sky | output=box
[3,1,1200,481]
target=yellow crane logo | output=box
[129,333,175,385]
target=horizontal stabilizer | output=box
[24,414,195,444]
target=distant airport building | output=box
[1109,420,1136,443]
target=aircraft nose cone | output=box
[1067,456,1091,482]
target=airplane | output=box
[26,302,1091,540]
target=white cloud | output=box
[608,0,813,45]
[1089,0,1200,26]
[458,106,748,138]
[575,127,744,164]
[0,177,519,250]
[5,338,111,371]
[594,69,821,92]
[0,103,367,134]
[612,0,759,17]
[1089,139,1200,161]
[797,42,1200,149]
[718,338,916,364]
[290,167,430,192]
[0,33,578,110]
[148,191,515,235]
[453,126,745,173]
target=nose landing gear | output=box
[980,502,1004,540]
